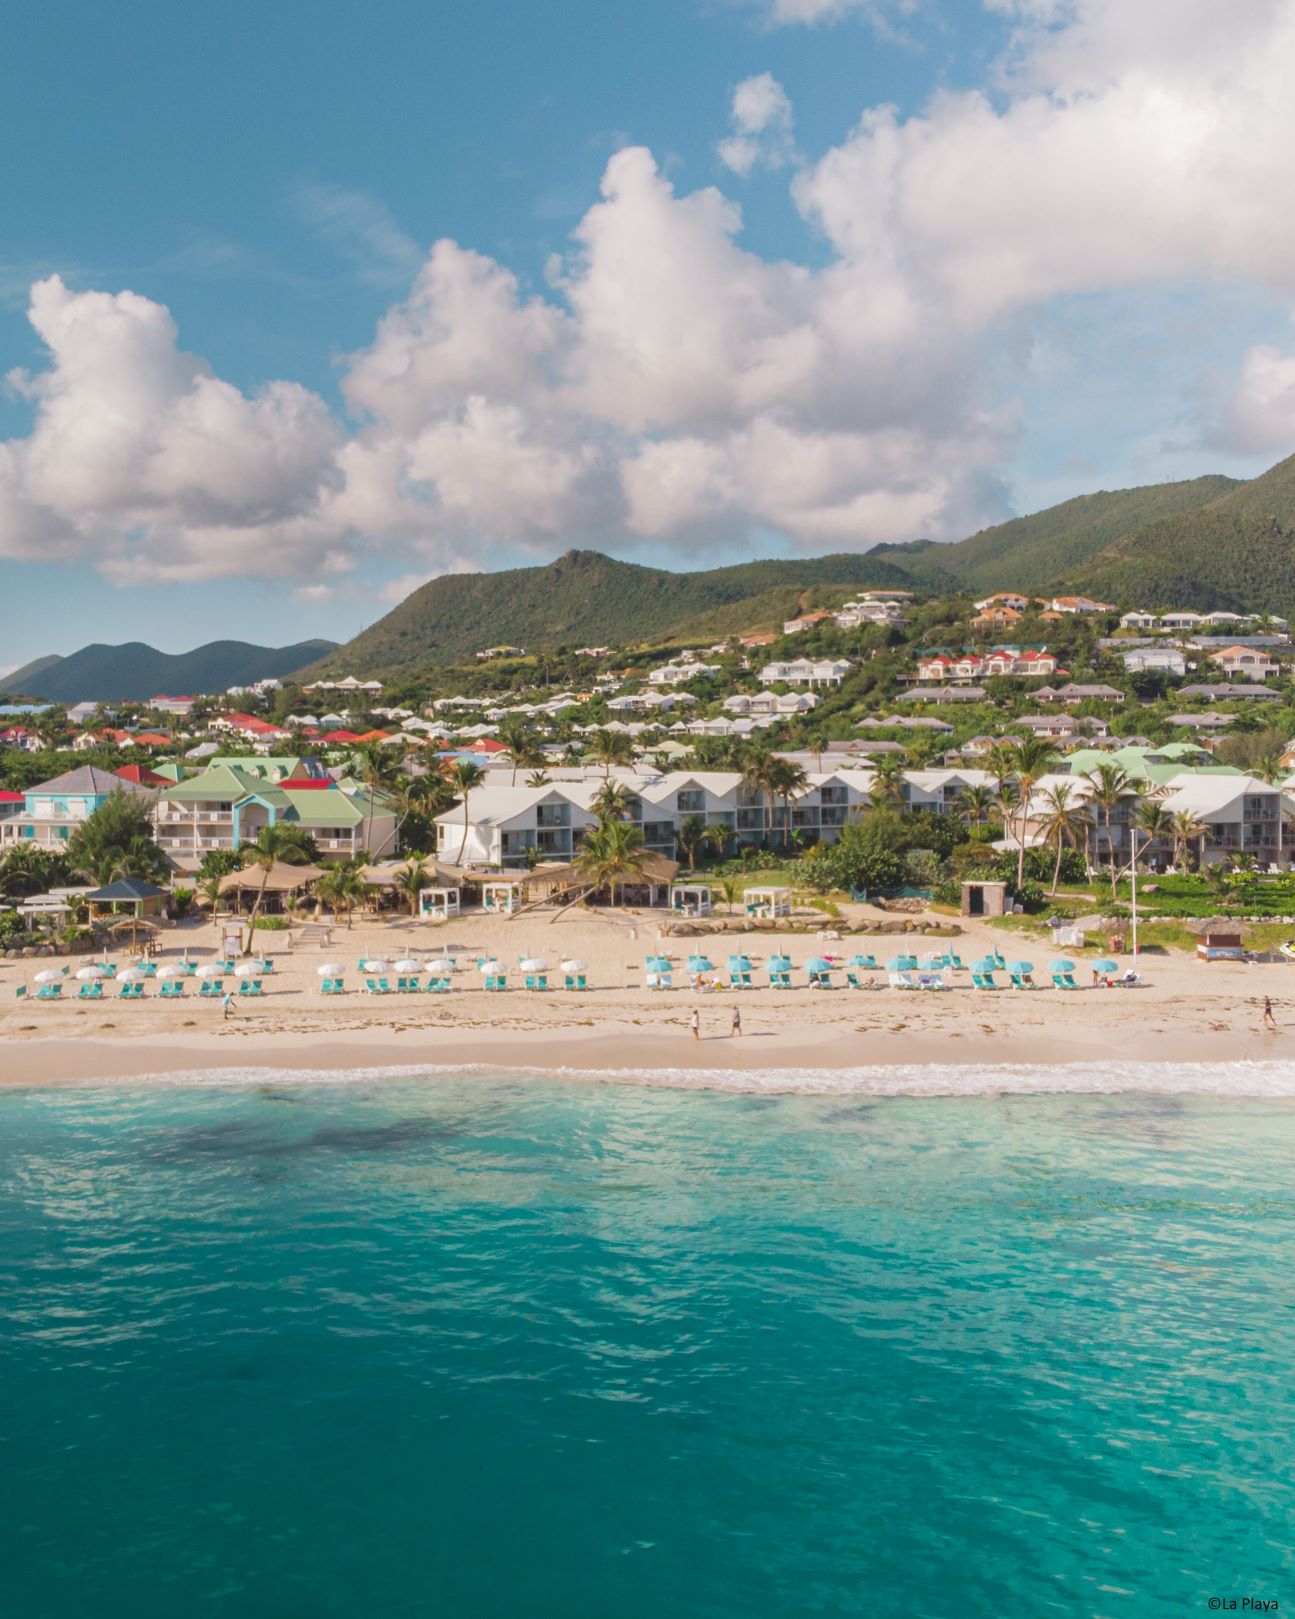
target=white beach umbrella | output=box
[559,959,587,973]
[392,958,421,973]
[155,964,185,979]
[33,969,61,983]
[519,957,548,972]
[76,965,106,981]
[361,958,390,972]
[197,964,224,979]
[118,967,145,983]
[424,958,454,974]
[234,962,261,978]
[317,962,345,977]
[478,959,504,975]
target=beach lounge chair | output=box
[117,980,145,999]
[199,980,224,998]
[427,976,451,992]
[238,979,264,996]
[1051,971,1079,990]
[971,971,999,990]
[261,958,275,974]
[77,982,103,1000]
[562,972,585,990]
[181,961,197,976]
[14,985,25,1000]
[1114,971,1143,988]
[888,971,920,990]
[140,961,159,978]
[1008,969,1035,990]
[159,980,185,999]
[485,973,507,991]
[395,975,414,992]
[98,962,118,979]
[36,983,63,1001]
[919,973,949,991]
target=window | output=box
[677,789,703,813]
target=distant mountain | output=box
[300,549,915,676]
[875,475,1242,596]
[5,639,339,703]
[1065,452,1295,614]
[2,653,64,693]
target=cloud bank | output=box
[3,0,1295,585]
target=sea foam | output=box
[40,1058,1295,1097]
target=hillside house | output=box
[0,766,154,849]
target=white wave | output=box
[36,1058,1295,1097]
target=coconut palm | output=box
[448,760,486,866]
[315,858,368,929]
[960,783,995,838]
[1036,782,1086,895]
[740,747,779,844]
[1169,808,1210,872]
[1005,737,1058,888]
[526,770,551,788]
[392,858,431,916]
[676,814,728,869]
[351,740,395,856]
[1130,794,1172,873]
[574,817,646,907]
[768,757,809,849]
[1086,763,1133,897]
[592,780,634,823]
[588,728,634,777]
[238,823,316,950]
[868,755,907,810]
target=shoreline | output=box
[7,1019,1295,1093]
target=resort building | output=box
[1120,646,1187,675]
[0,766,154,849]
[1210,646,1280,680]
[758,658,853,688]
[152,765,396,870]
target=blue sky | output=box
[2,0,1294,668]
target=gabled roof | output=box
[84,877,167,902]
[30,766,149,797]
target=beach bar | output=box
[1193,918,1246,962]
[744,886,792,920]
[669,883,714,918]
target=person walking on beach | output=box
[1263,995,1278,1031]
[731,1005,742,1038]
[221,991,239,1020]
[690,1009,700,1041]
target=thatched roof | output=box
[217,862,325,894]
[1188,915,1247,936]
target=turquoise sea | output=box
[2,1071,1293,1618]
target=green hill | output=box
[302,548,915,676]
[1066,452,1295,613]
[8,639,339,703]
[2,653,65,694]
[907,475,1240,595]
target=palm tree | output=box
[315,858,368,929]
[868,755,907,811]
[238,823,316,950]
[1037,782,1086,894]
[592,780,633,823]
[960,783,995,839]
[768,757,809,849]
[1006,737,1058,888]
[1130,795,1171,872]
[1086,763,1133,897]
[807,730,830,772]
[716,875,741,915]
[351,740,394,857]
[575,817,646,907]
[392,858,430,916]
[740,748,778,845]
[1169,808,1209,872]
[1253,748,1284,785]
[449,760,486,866]
[589,728,634,777]
[676,814,728,869]
[526,770,551,788]
[985,740,1017,795]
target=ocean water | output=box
[1,1072,1293,1618]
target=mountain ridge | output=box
[3,639,339,704]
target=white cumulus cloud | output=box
[718,73,797,175]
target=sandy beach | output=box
[3,901,1294,1088]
